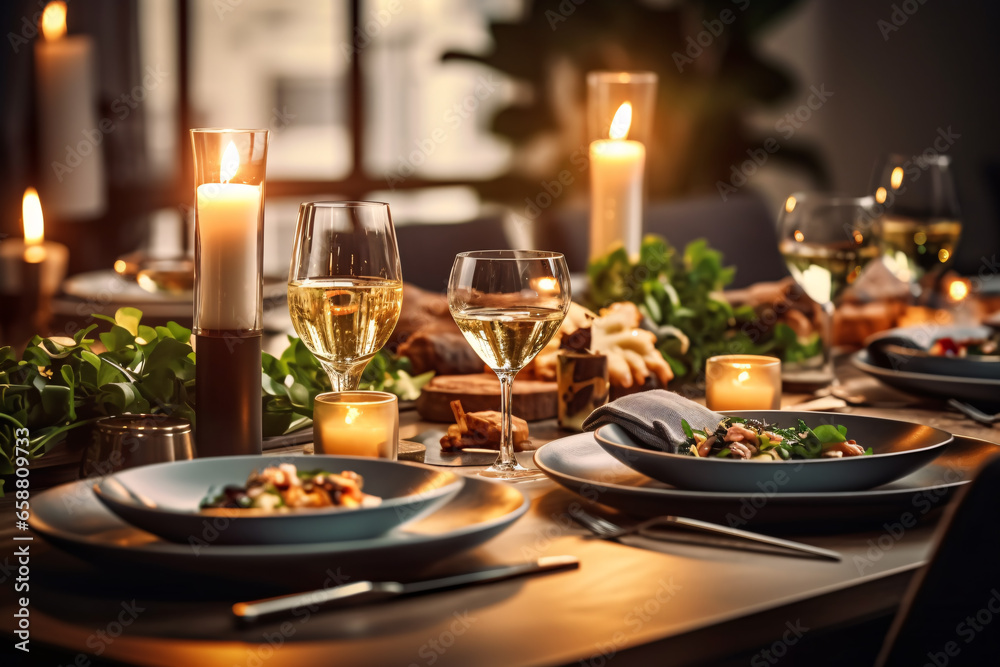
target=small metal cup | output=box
[80,414,195,478]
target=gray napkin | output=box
[582,390,723,453]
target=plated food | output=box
[680,416,872,461]
[927,335,998,357]
[93,455,464,545]
[200,463,381,511]
[593,411,953,493]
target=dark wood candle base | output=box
[195,331,262,457]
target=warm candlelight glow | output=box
[706,355,781,411]
[948,278,970,302]
[22,188,47,263]
[609,102,633,140]
[793,229,805,242]
[875,187,887,204]
[785,196,797,213]
[890,167,904,190]
[314,391,399,459]
[220,141,240,183]
[41,1,67,42]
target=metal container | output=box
[80,414,195,478]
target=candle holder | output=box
[587,71,657,260]
[313,391,399,460]
[705,355,782,412]
[191,129,268,457]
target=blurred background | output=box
[0,0,998,299]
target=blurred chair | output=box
[876,452,1000,666]
[395,215,511,292]
[540,193,788,288]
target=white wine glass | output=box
[288,201,403,391]
[778,193,879,385]
[870,154,962,304]
[448,250,571,480]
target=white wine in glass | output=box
[449,251,570,480]
[288,202,403,391]
[870,154,962,303]
[778,193,878,385]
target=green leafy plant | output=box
[588,235,820,383]
[0,307,195,480]
[1,309,431,488]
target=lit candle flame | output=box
[41,1,67,42]
[22,188,47,263]
[609,102,633,140]
[875,187,887,204]
[345,406,361,425]
[890,167,904,190]
[736,370,750,383]
[793,229,804,242]
[220,141,240,183]
[785,196,797,213]
[536,276,558,293]
[948,278,969,302]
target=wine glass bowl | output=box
[448,250,571,479]
[778,193,879,384]
[870,154,962,302]
[287,201,403,391]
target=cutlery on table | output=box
[570,507,841,562]
[233,555,579,623]
[947,399,1000,426]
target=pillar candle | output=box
[34,1,106,220]
[589,102,645,260]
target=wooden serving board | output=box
[417,374,557,422]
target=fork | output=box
[947,399,1000,425]
[570,507,841,561]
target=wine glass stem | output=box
[821,301,836,381]
[321,361,365,392]
[496,370,517,470]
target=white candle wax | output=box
[195,183,261,331]
[35,35,106,220]
[589,139,645,260]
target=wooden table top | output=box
[2,358,998,666]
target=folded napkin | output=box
[582,390,723,453]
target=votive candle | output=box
[705,355,782,411]
[314,391,399,460]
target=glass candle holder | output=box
[191,128,268,457]
[313,391,399,460]
[587,71,657,260]
[705,355,782,411]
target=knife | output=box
[232,555,580,623]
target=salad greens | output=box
[587,235,822,383]
[1,308,431,485]
[680,416,873,460]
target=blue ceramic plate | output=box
[593,411,952,493]
[93,455,464,545]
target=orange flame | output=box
[41,1,67,42]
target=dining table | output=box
[2,357,998,667]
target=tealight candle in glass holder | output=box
[705,355,782,411]
[313,391,398,459]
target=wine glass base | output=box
[479,463,547,482]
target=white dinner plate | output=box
[93,456,465,545]
[30,474,528,583]
[535,432,996,528]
